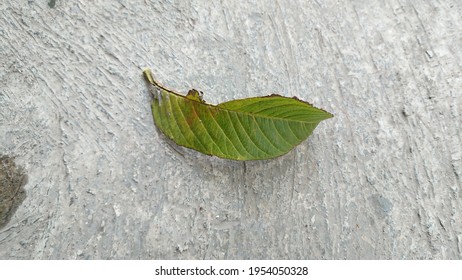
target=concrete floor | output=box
[0,0,461,259]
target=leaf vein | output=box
[172,97,209,153]
[286,121,303,141]
[190,103,226,156]
[270,121,293,148]
[164,93,189,144]
[205,107,242,158]
[234,113,271,156]
[224,111,254,158]
[251,115,286,154]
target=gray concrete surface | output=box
[0,0,461,259]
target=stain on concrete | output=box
[0,155,27,229]
[48,0,56,8]
[370,195,393,217]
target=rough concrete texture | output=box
[0,0,461,259]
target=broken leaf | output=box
[144,68,333,160]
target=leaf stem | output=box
[143,68,183,96]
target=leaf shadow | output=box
[160,133,302,194]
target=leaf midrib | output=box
[145,69,332,124]
[158,89,330,125]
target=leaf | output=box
[144,68,333,160]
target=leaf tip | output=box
[319,109,334,121]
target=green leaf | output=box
[144,68,333,160]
